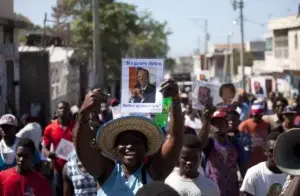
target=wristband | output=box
[172,99,181,108]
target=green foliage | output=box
[51,0,171,62]
[165,58,176,72]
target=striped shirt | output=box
[66,153,97,196]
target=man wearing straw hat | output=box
[75,79,184,196]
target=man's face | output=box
[56,102,70,119]
[137,70,149,87]
[0,124,16,140]
[179,147,200,177]
[275,101,285,114]
[265,140,276,163]
[212,118,229,136]
[221,87,235,104]
[227,113,240,131]
[16,146,33,172]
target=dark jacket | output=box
[133,83,156,103]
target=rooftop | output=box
[268,15,300,31]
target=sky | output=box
[15,0,299,57]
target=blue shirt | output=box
[97,162,152,196]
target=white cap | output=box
[0,114,18,126]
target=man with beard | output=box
[42,101,75,196]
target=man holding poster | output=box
[131,68,156,103]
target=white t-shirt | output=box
[16,122,42,149]
[184,115,202,130]
[165,167,220,196]
[0,138,19,164]
[240,162,288,196]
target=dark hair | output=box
[183,134,202,150]
[21,114,34,123]
[219,83,236,97]
[57,101,70,108]
[137,67,150,77]
[227,110,240,119]
[267,132,281,142]
[136,181,180,196]
[16,138,36,154]
[274,97,288,107]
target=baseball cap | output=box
[282,106,297,115]
[251,103,265,116]
[0,114,18,126]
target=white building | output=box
[252,15,300,94]
[0,0,28,115]
[263,16,300,72]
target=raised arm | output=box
[74,89,114,178]
[197,108,212,149]
[148,80,184,180]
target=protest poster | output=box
[121,58,164,113]
[55,139,74,161]
[192,80,219,110]
[251,77,267,97]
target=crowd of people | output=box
[0,79,300,196]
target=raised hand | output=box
[80,89,108,114]
[159,79,179,100]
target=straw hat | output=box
[96,116,165,159]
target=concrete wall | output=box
[0,0,14,19]
[288,29,300,70]
[49,60,80,118]
[19,52,50,127]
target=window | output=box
[295,33,298,49]
[274,36,289,59]
[3,27,13,43]
[265,38,273,51]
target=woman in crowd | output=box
[75,79,184,195]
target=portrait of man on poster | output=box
[130,68,156,103]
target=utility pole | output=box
[233,0,245,90]
[93,0,104,89]
[43,13,47,51]
[191,18,209,69]
[204,20,208,70]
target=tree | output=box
[51,0,171,81]
[165,58,176,72]
[129,12,171,58]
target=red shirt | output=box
[238,118,270,168]
[43,120,74,172]
[0,168,51,196]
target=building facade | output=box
[264,16,300,71]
